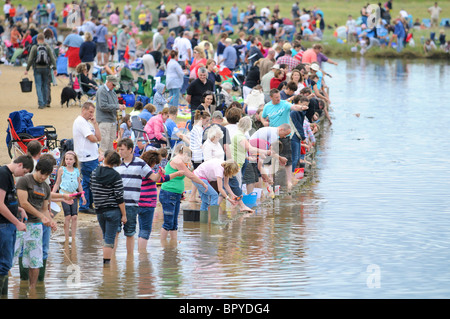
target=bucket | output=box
[183,209,200,222]
[294,168,304,179]
[242,192,258,208]
[20,77,33,93]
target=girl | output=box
[119,114,132,140]
[91,151,127,265]
[159,144,209,246]
[138,150,182,252]
[188,110,210,202]
[192,159,240,224]
[52,151,86,241]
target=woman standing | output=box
[166,50,185,107]
[159,145,208,246]
[91,151,127,265]
[79,31,97,78]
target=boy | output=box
[0,155,34,296]
[115,138,153,255]
[14,157,54,290]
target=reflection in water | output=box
[7,58,450,299]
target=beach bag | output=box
[121,93,135,107]
[136,94,150,106]
[20,77,33,93]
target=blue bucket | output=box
[242,192,258,208]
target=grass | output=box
[11,0,450,60]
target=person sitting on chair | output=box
[76,63,98,96]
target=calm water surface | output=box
[9,58,450,299]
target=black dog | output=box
[60,86,79,107]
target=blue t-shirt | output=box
[223,46,237,70]
[165,118,180,147]
[262,100,292,127]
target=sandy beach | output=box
[0,64,101,226]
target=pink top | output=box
[144,114,165,141]
[194,160,224,182]
[301,49,317,64]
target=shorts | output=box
[14,223,43,269]
[62,198,78,217]
[279,137,292,166]
[96,42,108,53]
[243,162,260,185]
[159,189,182,231]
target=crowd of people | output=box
[0,1,340,297]
[340,2,449,54]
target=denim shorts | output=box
[159,189,182,231]
[138,206,155,240]
[0,223,17,275]
[97,208,121,248]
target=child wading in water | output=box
[52,151,86,241]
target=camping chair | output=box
[6,110,58,159]
[422,18,431,28]
[76,74,97,104]
[118,66,136,94]
[131,115,150,144]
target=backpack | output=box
[35,44,49,66]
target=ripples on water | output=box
[8,58,450,299]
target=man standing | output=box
[0,155,33,296]
[394,17,406,52]
[73,101,101,214]
[261,89,308,190]
[94,19,109,66]
[259,48,275,80]
[428,2,442,29]
[24,33,56,109]
[152,26,166,53]
[176,31,193,66]
[218,38,237,71]
[186,67,214,129]
[261,64,279,102]
[95,75,126,153]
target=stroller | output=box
[6,110,58,159]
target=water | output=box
[8,58,450,299]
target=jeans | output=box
[42,225,50,260]
[159,189,182,231]
[168,88,181,107]
[80,159,99,210]
[97,208,121,248]
[397,36,404,52]
[138,206,155,240]
[193,180,219,211]
[34,67,50,107]
[123,205,139,237]
[228,176,242,197]
[181,75,189,95]
[291,134,302,172]
[118,50,126,62]
[0,223,17,276]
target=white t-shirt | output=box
[73,115,99,162]
[194,159,224,182]
[250,127,279,145]
[429,6,442,19]
[177,37,192,62]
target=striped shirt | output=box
[139,168,171,207]
[115,156,152,206]
[91,166,124,213]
